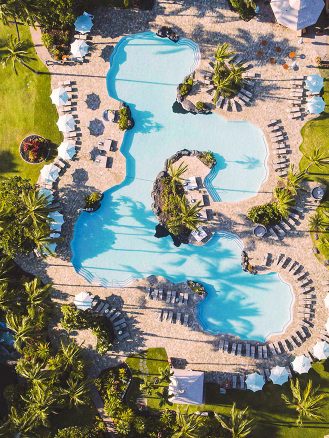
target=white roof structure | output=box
[58,141,76,160]
[57,114,76,133]
[245,372,265,392]
[74,291,94,310]
[307,96,325,114]
[269,366,289,385]
[305,74,324,94]
[313,341,329,360]
[71,39,89,58]
[168,369,204,405]
[325,293,329,309]
[184,176,198,191]
[270,0,324,31]
[38,187,54,204]
[50,87,69,106]
[191,226,207,242]
[291,355,312,374]
[40,164,59,184]
[74,12,93,34]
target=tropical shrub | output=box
[178,75,194,98]
[20,135,49,163]
[85,192,102,209]
[118,106,134,131]
[41,33,54,49]
[247,202,281,226]
[199,150,216,168]
[196,101,206,111]
[229,0,256,20]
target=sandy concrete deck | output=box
[22,2,329,376]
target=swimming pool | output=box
[71,32,293,341]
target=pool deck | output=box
[24,2,329,376]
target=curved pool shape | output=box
[71,32,293,342]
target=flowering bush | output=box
[20,135,49,163]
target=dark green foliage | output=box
[61,304,113,353]
[178,75,194,98]
[229,0,256,20]
[199,150,216,168]
[118,106,134,131]
[85,191,102,208]
[247,202,281,226]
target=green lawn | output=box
[299,70,329,262]
[0,24,62,183]
[126,348,329,437]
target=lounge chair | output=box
[264,253,272,267]
[222,99,229,111]
[239,374,246,389]
[268,344,276,356]
[250,345,255,358]
[171,291,177,304]
[274,225,285,238]
[166,291,172,303]
[232,375,237,389]
[224,340,229,352]
[113,318,125,327]
[245,344,250,357]
[237,344,242,356]
[183,314,189,326]
[178,293,183,304]
[176,312,182,324]
[169,311,174,323]
[231,343,237,354]
[158,310,164,321]
[109,311,121,322]
[267,120,279,127]
[117,331,130,341]
[218,338,225,350]
[257,346,263,359]
[268,227,279,240]
[183,292,189,304]
[279,221,291,233]
[241,88,252,98]
[216,96,224,108]
[237,92,250,103]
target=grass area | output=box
[126,348,329,437]
[0,24,62,183]
[299,70,329,263]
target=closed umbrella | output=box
[245,372,265,392]
[305,74,324,94]
[50,87,69,106]
[269,366,289,385]
[74,12,93,34]
[38,187,54,204]
[71,40,89,58]
[74,291,94,310]
[307,96,325,114]
[291,355,312,374]
[57,114,76,133]
[313,341,329,360]
[58,141,76,160]
[40,164,59,184]
[324,293,329,309]
[270,0,324,31]
[49,211,64,232]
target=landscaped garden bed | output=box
[83,191,104,212]
[19,134,50,164]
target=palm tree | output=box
[281,164,304,195]
[61,376,90,407]
[0,35,38,74]
[214,42,234,65]
[308,212,326,239]
[159,366,174,383]
[274,187,295,218]
[0,0,39,40]
[23,278,52,308]
[172,408,205,438]
[178,197,203,231]
[282,379,327,426]
[215,403,254,438]
[32,227,57,257]
[16,357,47,386]
[213,72,236,102]
[6,312,34,352]
[21,190,54,227]
[230,63,246,85]
[304,148,329,174]
[156,387,174,408]
[140,377,155,396]
[167,161,188,192]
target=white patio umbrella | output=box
[74,12,93,34]
[269,366,289,385]
[74,291,94,310]
[291,355,312,374]
[49,211,64,232]
[71,39,89,58]
[307,96,326,114]
[40,164,59,184]
[38,187,54,204]
[270,0,324,31]
[245,372,265,392]
[57,114,76,133]
[325,293,329,309]
[313,341,329,360]
[305,74,324,94]
[57,141,76,160]
[50,87,69,106]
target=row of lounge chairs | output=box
[266,119,290,177]
[215,84,254,112]
[288,77,308,120]
[267,206,304,240]
[146,287,190,305]
[91,298,130,342]
[158,309,190,326]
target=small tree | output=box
[172,408,205,438]
[0,36,38,74]
[215,403,254,437]
[281,379,327,426]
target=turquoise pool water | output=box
[71,32,293,341]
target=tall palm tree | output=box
[308,212,326,239]
[178,197,203,231]
[21,190,54,227]
[0,35,38,74]
[23,278,52,308]
[281,164,304,195]
[6,312,34,352]
[304,148,329,174]
[215,403,254,438]
[156,387,174,408]
[214,42,234,65]
[281,379,327,426]
[172,408,204,438]
[61,376,90,407]
[167,161,188,192]
[230,63,246,85]
[213,72,236,102]
[274,187,295,218]
[159,366,174,383]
